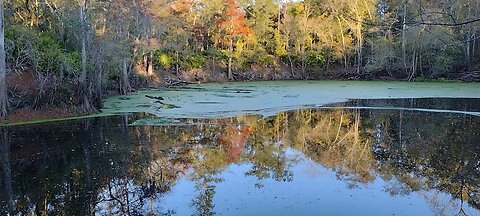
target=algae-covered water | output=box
[103,81,480,119]
[1,81,480,215]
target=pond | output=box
[1,81,480,215]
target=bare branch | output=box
[410,17,480,26]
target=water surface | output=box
[1,98,479,215]
[102,81,480,119]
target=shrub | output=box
[154,50,173,69]
[5,27,66,75]
[35,32,64,75]
[186,53,206,69]
[63,52,82,73]
[365,37,399,74]
[5,27,37,72]
[246,52,276,68]
[306,51,327,68]
[429,45,462,78]
[280,54,302,67]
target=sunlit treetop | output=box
[216,0,253,39]
[171,0,193,15]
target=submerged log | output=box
[145,95,164,100]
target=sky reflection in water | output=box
[1,98,480,216]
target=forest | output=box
[0,0,480,119]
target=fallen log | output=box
[145,95,164,100]
[165,78,195,87]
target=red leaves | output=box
[216,125,253,163]
[216,0,252,39]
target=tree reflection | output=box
[1,101,479,215]
[287,109,376,187]
[0,127,13,215]
[369,110,480,213]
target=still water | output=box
[1,98,480,215]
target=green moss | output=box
[161,103,180,109]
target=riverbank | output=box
[0,108,117,126]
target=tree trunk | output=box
[472,34,476,62]
[357,27,362,74]
[409,49,416,81]
[402,3,407,72]
[465,1,472,68]
[288,55,295,77]
[0,0,7,119]
[336,16,347,69]
[301,42,306,79]
[122,57,131,95]
[301,4,308,79]
[80,4,87,88]
[94,65,103,108]
[59,19,66,81]
[147,51,153,78]
[143,53,148,73]
[466,31,471,68]
[355,9,363,74]
[175,50,180,77]
[228,39,233,80]
[79,1,92,113]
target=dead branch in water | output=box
[164,78,195,87]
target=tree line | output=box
[1,0,480,119]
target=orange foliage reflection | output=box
[216,125,252,163]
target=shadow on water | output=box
[343,98,480,112]
[1,98,479,215]
[325,98,480,117]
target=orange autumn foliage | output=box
[170,0,192,15]
[216,125,253,163]
[216,0,252,45]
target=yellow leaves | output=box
[157,53,172,69]
[288,109,376,184]
[461,190,470,201]
[233,40,246,57]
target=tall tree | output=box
[242,0,278,54]
[216,0,252,80]
[0,0,7,119]
[299,0,313,79]
[79,0,92,112]
[168,0,193,76]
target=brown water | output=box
[1,98,479,215]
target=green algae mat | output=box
[102,81,480,119]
